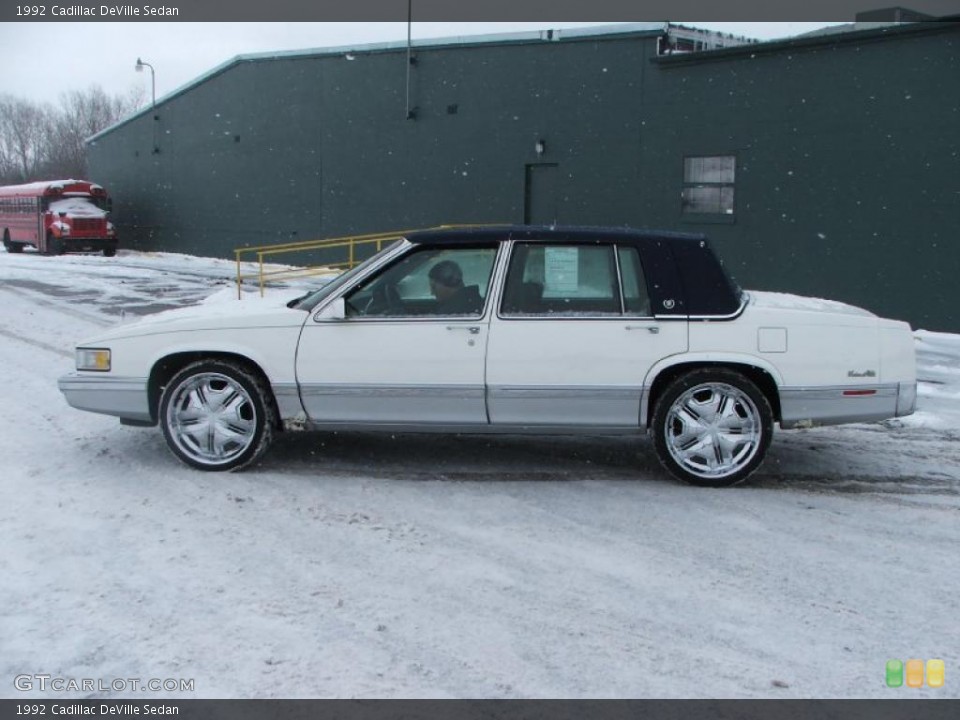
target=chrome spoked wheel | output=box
[655,373,772,486]
[665,383,762,480]
[165,371,259,467]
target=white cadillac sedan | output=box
[58,226,917,486]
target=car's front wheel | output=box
[652,368,773,487]
[159,359,276,471]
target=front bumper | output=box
[63,237,118,253]
[58,373,152,423]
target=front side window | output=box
[682,155,736,216]
[344,244,498,318]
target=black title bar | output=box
[3,0,960,22]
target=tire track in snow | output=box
[0,284,112,327]
[0,326,73,359]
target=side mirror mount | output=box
[314,297,346,322]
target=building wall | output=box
[89,26,960,331]
[635,26,960,331]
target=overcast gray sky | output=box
[0,22,845,106]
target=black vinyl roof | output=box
[406,225,709,246]
[406,224,742,317]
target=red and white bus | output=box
[0,179,118,257]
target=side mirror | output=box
[314,297,346,322]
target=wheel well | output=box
[148,352,282,428]
[646,362,781,426]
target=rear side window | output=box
[618,246,652,316]
[501,243,620,316]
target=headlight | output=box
[76,348,111,372]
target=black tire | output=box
[103,247,117,257]
[159,359,277,471]
[651,368,773,487]
[3,230,23,253]
[43,232,64,256]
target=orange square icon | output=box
[905,659,924,688]
[927,660,945,688]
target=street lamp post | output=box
[135,58,158,153]
[135,57,155,108]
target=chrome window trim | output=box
[686,293,749,322]
[311,239,412,321]
[495,239,660,322]
[617,244,659,319]
[314,239,504,325]
[612,244,626,315]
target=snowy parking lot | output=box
[1,248,958,699]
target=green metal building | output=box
[88,21,960,331]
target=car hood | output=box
[80,288,309,344]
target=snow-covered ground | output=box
[1,248,958,699]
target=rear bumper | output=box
[58,373,151,423]
[895,380,918,417]
[780,382,915,429]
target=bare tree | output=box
[45,85,145,179]
[0,95,52,183]
[0,85,145,184]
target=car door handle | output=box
[626,325,659,334]
[446,326,481,334]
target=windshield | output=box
[293,240,404,311]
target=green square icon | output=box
[886,659,904,687]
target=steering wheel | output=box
[364,283,404,315]
[383,283,403,313]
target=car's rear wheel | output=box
[159,359,276,471]
[652,368,773,487]
[103,247,117,258]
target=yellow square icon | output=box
[927,659,945,688]
[905,659,924,688]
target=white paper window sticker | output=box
[544,247,579,295]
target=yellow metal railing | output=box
[233,229,415,298]
[234,224,503,297]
